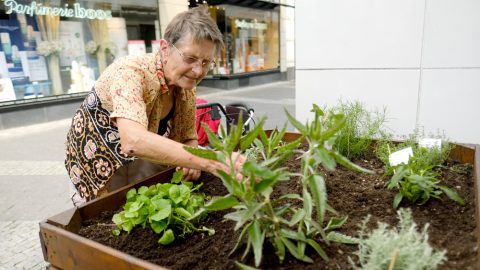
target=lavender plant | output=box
[350,208,446,270]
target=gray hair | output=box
[164,7,224,52]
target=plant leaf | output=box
[248,220,265,267]
[234,261,259,270]
[150,220,167,234]
[280,228,307,242]
[169,185,182,204]
[175,207,192,218]
[204,195,239,211]
[171,170,184,184]
[184,145,218,160]
[325,216,348,231]
[280,237,313,263]
[309,174,327,224]
[325,231,359,244]
[126,188,137,201]
[439,186,465,205]
[149,200,171,221]
[201,121,224,150]
[331,151,374,174]
[393,192,404,209]
[388,166,408,189]
[138,186,148,195]
[158,229,175,245]
[315,148,336,171]
[321,114,346,141]
[240,117,266,151]
[273,236,286,263]
[234,203,264,231]
[289,209,306,227]
[285,108,307,134]
[306,239,329,261]
[229,224,250,256]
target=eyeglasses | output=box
[171,44,216,71]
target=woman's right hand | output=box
[210,152,246,180]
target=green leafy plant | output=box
[375,131,463,208]
[376,131,453,175]
[186,105,373,267]
[349,208,446,270]
[112,171,213,245]
[331,100,387,159]
[387,157,464,209]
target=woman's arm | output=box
[116,117,227,176]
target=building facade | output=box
[296,0,480,144]
[0,0,294,129]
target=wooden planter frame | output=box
[39,134,480,270]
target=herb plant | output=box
[350,208,446,270]
[112,171,213,245]
[331,100,387,159]
[376,131,453,175]
[375,131,463,208]
[187,105,372,267]
[386,157,464,209]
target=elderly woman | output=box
[65,7,244,206]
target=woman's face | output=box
[162,38,215,90]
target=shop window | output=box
[0,0,159,101]
[208,5,279,76]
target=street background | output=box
[0,80,294,269]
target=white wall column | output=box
[280,0,295,73]
[295,0,480,144]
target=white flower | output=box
[85,40,99,54]
[37,40,64,57]
[37,41,52,56]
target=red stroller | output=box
[195,98,255,147]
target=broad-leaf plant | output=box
[377,133,464,209]
[186,104,373,267]
[112,171,214,245]
[386,156,465,209]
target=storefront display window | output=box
[207,4,279,76]
[0,0,159,102]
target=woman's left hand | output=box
[176,166,201,181]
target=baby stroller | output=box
[196,98,255,148]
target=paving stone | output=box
[0,221,48,270]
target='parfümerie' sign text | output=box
[4,0,112,20]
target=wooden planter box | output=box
[39,134,480,270]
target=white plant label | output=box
[418,138,442,149]
[389,147,413,166]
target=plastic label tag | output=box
[418,138,442,149]
[389,147,413,166]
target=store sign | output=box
[235,19,267,30]
[4,0,112,20]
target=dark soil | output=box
[79,148,477,269]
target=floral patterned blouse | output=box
[65,52,197,203]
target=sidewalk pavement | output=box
[0,80,295,269]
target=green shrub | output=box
[375,130,463,208]
[376,131,453,175]
[187,105,372,267]
[331,100,387,159]
[386,156,464,209]
[350,208,446,270]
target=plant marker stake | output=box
[387,144,396,174]
[388,248,398,270]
